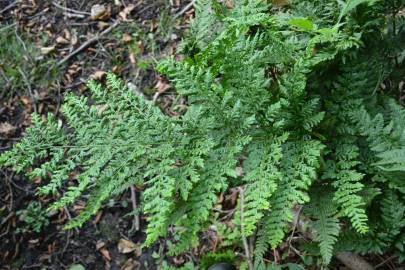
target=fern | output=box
[304,189,340,264]
[1,0,405,267]
[331,144,368,234]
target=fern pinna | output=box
[1,0,404,267]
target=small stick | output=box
[375,256,396,269]
[130,185,140,231]
[288,205,302,252]
[57,21,119,66]
[52,1,91,15]
[174,0,196,19]
[0,212,14,227]
[64,206,80,234]
[62,12,86,19]
[238,187,253,270]
[0,0,19,14]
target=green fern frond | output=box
[305,190,340,264]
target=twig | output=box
[130,185,140,231]
[52,1,91,15]
[4,173,14,211]
[288,205,302,252]
[375,255,396,269]
[64,206,80,234]
[64,80,85,89]
[238,187,253,270]
[57,21,119,66]
[174,0,196,19]
[0,0,19,14]
[0,211,14,227]
[62,12,86,19]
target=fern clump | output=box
[1,0,405,267]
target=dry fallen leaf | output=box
[217,193,224,204]
[112,65,122,74]
[226,188,239,206]
[122,259,140,270]
[90,70,106,80]
[96,240,106,250]
[20,96,30,105]
[56,36,69,44]
[28,239,40,245]
[155,79,171,93]
[67,64,81,77]
[0,122,16,135]
[40,46,55,55]
[96,104,108,116]
[119,4,135,21]
[91,4,107,20]
[173,256,185,265]
[137,41,144,55]
[122,33,132,43]
[129,53,136,65]
[97,21,110,30]
[117,239,141,255]
[93,210,103,224]
[225,0,235,9]
[70,33,78,46]
[99,247,111,261]
[63,29,71,40]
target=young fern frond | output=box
[331,144,368,234]
[305,190,340,265]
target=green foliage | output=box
[1,0,405,267]
[68,264,86,270]
[161,261,196,270]
[304,190,340,264]
[16,201,49,234]
[200,251,236,269]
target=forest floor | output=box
[1,1,404,270]
[0,1,199,269]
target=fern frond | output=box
[305,190,340,264]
